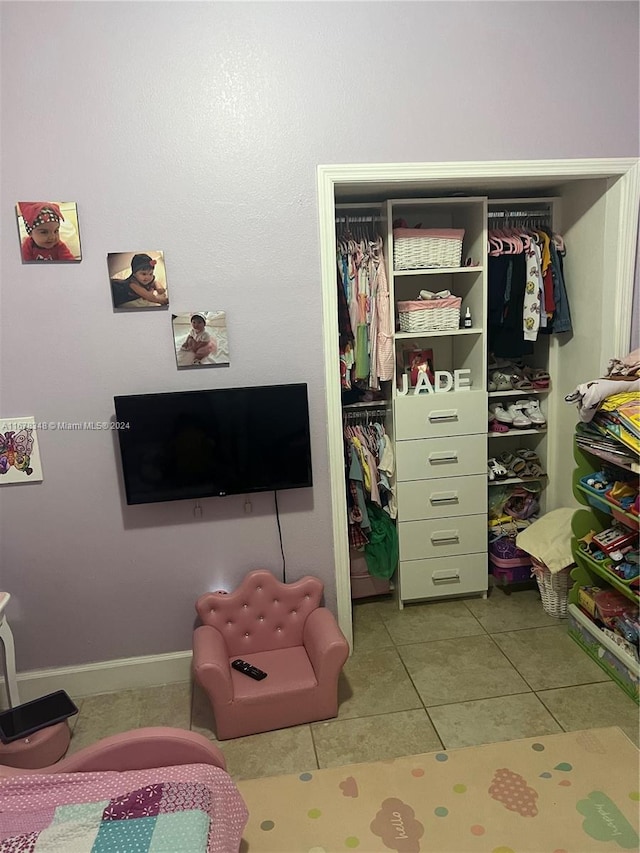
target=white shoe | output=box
[516,398,546,426]
[489,403,513,424]
[506,404,531,428]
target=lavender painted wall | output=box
[1,1,638,672]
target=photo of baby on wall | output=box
[172,311,230,368]
[16,201,81,262]
[108,251,169,310]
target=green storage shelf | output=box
[568,436,639,703]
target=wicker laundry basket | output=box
[393,227,464,270]
[397,296,462,332]
[531,557,573,618]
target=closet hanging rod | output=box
[488,210,550,219]
[342,407,388,423]
[335,215,382,223]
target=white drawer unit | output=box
[398,513,487,561]
[398,552,488,602]
[396,433,487,482]
[396,474,487,521]
[394,391,487,440]
[379,196,490,607]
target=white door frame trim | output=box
[318,158,639,650]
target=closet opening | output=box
[319,160,640,650]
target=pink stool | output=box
[0,722,70,769]
[0,593,71,769]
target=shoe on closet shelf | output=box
[418,289,451,300]
[514,398,546,426]
[489,370,513,392]
[505,404,532,428]
[522,366,551,389]
[489,403,513,424]
[497,451,527,478]
[515,449,545,479]
[489,418,509,434]
[488,458,509,481]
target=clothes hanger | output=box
[488,229,504,256]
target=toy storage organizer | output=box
[568,436,639,703]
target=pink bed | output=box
[0,727,248,852]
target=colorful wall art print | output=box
[172,311,230,368]
[108,251,169,310]
[0,417,43,483]
[16,201,82,262]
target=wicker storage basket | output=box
[531,557,573,618]
[397,296,462,333]
[393,227,465,270]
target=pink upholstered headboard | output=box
[195,570,323,655]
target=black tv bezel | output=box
[114,383,313,505]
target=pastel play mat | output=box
[237,727,639,852]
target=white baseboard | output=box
[1,651,193,706]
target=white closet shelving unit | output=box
[386,198,488,607]
[319,159,640,648]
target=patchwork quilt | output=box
[0,763,248,853]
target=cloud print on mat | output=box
[339,777,358,798]
[489,767,539,816]
[577,791,639,849]
[370,797,424,852]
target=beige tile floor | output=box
[65,589,639,782]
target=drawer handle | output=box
[432,570,461,584]
[428,451,458,464]
[430,531,460,545]
[430,492,459,505]
[428,410,459,423]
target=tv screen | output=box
[114,384,313,505]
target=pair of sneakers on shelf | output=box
[418,289,451,300]
[489,400,546,430]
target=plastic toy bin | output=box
[578,475,613,515]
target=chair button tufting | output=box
[305,594,310,600]
[257,586,262,591]
[227,621,233,627]
[276,627,282,632]
[291,610,297,616]
[244,632,250,638]
[273,599,279,604]
[243,603,248,609]
[259,616,264,622]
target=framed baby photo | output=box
[108,251,169,310]
[0,416,44,484]
[401,346,435,388]
[16,201,82,262]
[172,311,230,368]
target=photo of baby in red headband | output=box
[16,201,81,262]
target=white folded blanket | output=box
[515,508,575,574]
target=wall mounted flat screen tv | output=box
[114,384,313,505]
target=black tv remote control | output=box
[231,659,267,680]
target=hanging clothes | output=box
[487,219,572,358]
[343,413,398,582]
[336,218,393,395]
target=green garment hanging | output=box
[354,323,370,380]
[364,503,399,580]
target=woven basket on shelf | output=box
[397,296,462,333]
[531,558,573,618]
[393,227,464,270]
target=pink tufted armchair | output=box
[192,570,349,740]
